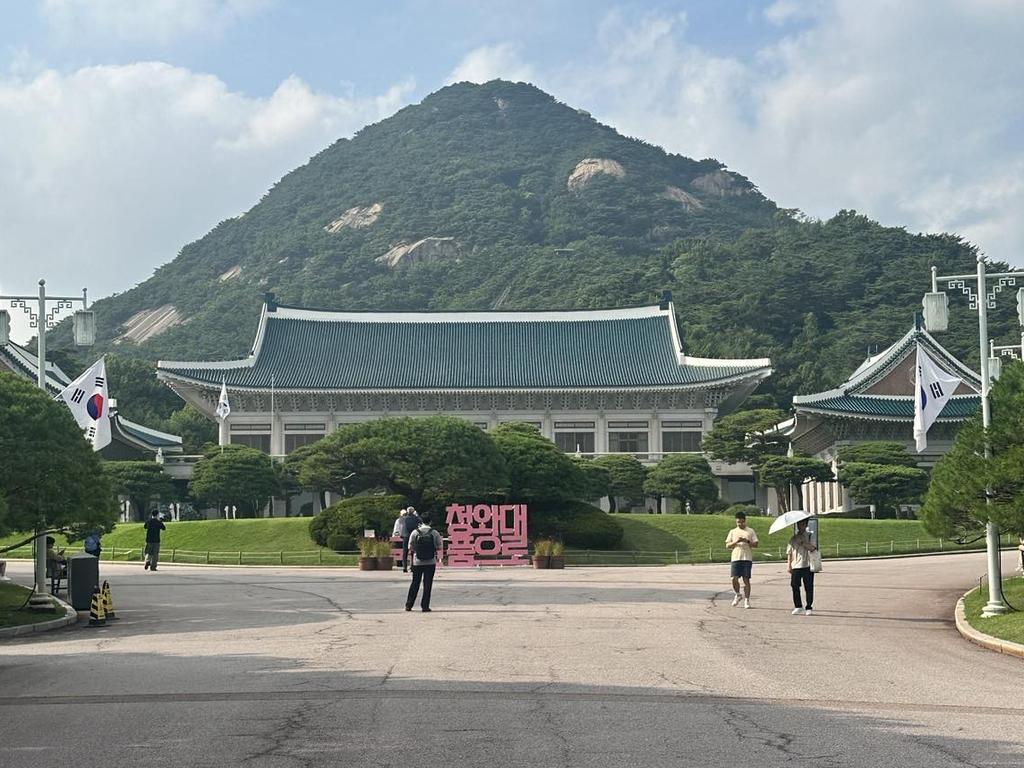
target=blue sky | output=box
[1,1,1023,341]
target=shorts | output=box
[730,560,753,579]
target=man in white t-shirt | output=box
[725,511,759,608]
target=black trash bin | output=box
[67,553,99,611]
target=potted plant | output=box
[357,538,378,571]
[549,540,566,569]
[532,538,553,569]
[375,539,395,571]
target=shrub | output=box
[309,493,407,547]
[530,501,624,549]
[325,533,356,552]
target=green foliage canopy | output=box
[491,422,585,503]
[0,373,118,537]
[190,444,280,518]
[921,361,1024,538]
[757,455,834,514]
[643,454,718,512]
[701,408,788,467]
[591,454,647,512]
[102,460,174,522]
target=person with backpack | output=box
[400,506,421,574]
[405,514,442,612]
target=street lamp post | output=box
[0,279,92,607]
[923,255,1024,617]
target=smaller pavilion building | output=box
[782,325,981,515]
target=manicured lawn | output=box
[964,577,1024,645]
[613,514,996,563]
[0,581,61,628]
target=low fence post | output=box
[280,551,284,565]
[238,551,242,565]
[708,546,713,562]
[890,541,894,553]
[835,542,839,557]
[171,548,176,563]
[939,538,943,550]
[319,549,323,565]
[865,541,869,555]
[205,550,210,564]
[674,550,679,564]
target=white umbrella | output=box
[768,509,815,535]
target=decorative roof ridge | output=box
[267,304,669,324]
[796,390,981,405]
[840,326,980,394]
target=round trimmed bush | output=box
[325,533,357,552]
[309,494,408,547]
[723,503,762,518]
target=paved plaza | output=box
[1,552,1022,767]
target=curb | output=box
[954,594,1024,660]
[0,593,78,639]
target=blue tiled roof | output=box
[159,305,771,391]
[796,394,980,421]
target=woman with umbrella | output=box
[787,518,818,615]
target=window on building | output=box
[554,431,595,455]
[661,420,703,454]
[285,433,323,453]
[721,478,755,505]
[231,433,271,453]
[608,431,649,457]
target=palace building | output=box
[157,294,773,512]
[780,324,981,515]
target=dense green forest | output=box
[45,80,1016,426]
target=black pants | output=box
[401,537,410,570]
[406,564,436,610]
[791,568,814,609]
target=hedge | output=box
[309,494,408,549]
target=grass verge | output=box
[0,582,61,628]
[963,577,1024,646]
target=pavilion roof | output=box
[157,302,772,393]
[792,326,981,422]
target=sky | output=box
[2,0,1023,342]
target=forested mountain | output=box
[49,80,1014,413]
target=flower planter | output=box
[358,557,378,571]
[549,555,565,569]
[376,556,394,571]
[532,555,550,569]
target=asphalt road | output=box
[1,551,1022,767]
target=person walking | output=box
[393,508,408,568]
[400,506,421,574]
[725,511,758,608]
[787,518,817,615]
[144,510,166,571]
[405,514,442,613]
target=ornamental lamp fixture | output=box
[0,309,9,345]
[73,309,96,346]
[922,291,949,333]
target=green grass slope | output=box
[964,577,1024,646]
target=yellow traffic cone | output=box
[101,580,118,620]
[88,586,106,626]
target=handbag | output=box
[808,548,823,573]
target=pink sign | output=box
[444,503,529,567]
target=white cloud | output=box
[0,62,414,341]
[447,42,534,85]
[548,1,1024,267]
[40,0,270,44]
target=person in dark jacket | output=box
[144,510,166,571]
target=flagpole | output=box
[976,255,1007,616]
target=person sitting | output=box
[45,536,67,594]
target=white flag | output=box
[216,379,231,421]
[914,344,962,452]
[56,357,111,451]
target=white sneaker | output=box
[804,608,813,616]
[731,594,741,607]
[791,607,805,615]
[743,598,751,609]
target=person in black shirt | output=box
[144,510,166,571]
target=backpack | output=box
[413,529,437,561]
[84,534,101,556]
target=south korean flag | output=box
[56,357,111,451]
[913,344,962,453]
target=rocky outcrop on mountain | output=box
[218,265,242,282]
[376,237,461,269]
[117,305,182,344]
[567,158,626,192]
[691,170,746,197]
[324,202,383,233]
[662,185,704,212]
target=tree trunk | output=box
[608,495,617,513]
[775,485,791,515]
